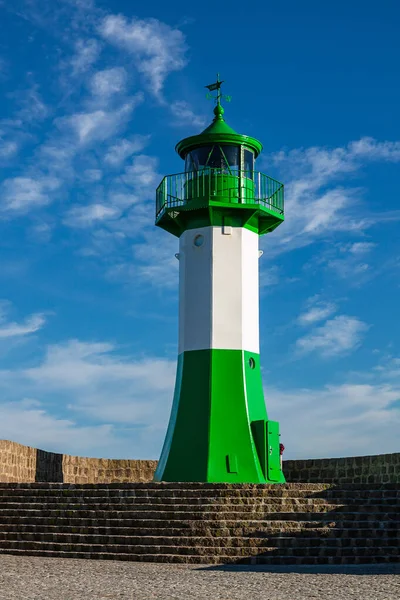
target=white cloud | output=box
[0,399,120,458]
[107,192,139,208]
[104,135,151,166]
[15,84,49,122]
[169,101,206,128]
[122,154,160,190]
[0,139,18,159]
[304,241,377,283]
[0,339,176,458]
[348,137,400,161]
[295,314,369,357]
[98,15,188,97]
[82,168,102,182]
[259,265,280,288]
[28,220,53,243]
[56,97,143,145]
[1,176,61,212]
[63,203,121,228]
[0,304,46,338]
[70,38,101,76]
[298,299,337,325]
[348,241,376,254]
[134,238,179,289]
[264,136,400,255]
[89,67,127,98]
[107,225,178,289]
[24,340,174,393]
[302,188,350,234]
[375,356,400,380]
[267,379,400,459]
[37,142,77,176]
[326,258,371,279]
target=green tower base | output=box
[154,349,286,484]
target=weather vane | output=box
[205,73,232,105]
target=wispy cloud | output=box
[295,314,369,357]
[98,15,188,98]
[1,176,61,212]
[304,240,378,284]
[267,377,400,459]
[69,38,102,76]
[0,338,176,458]
[298,296,337,325]
[0,139,18,159]
[0,303,46,338]
[12,83,49,122]
[103,135,151,166]
[121,154,160,190]
[63,203,121,228]
[348,241,376,255]
[55,97,142,145]
[263,136,400,256]
[169,101,206,129]
[88,66,127,99]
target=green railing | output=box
[156,169,284,220]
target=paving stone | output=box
[0,554,399,600]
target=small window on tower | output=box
[193,234,204,247]
[185,153,195,173]
[206,146,228,170]
[190,146,213,171]
[243,149,254,179]
[221,146,240,173]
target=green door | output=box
[267,420,280,481]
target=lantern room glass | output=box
[184,145,241,174]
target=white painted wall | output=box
[178,226,260,354]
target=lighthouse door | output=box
[266,420,281,481]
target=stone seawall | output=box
[0,439,398,483]
[0,440,157,484]
[283,452,400,484]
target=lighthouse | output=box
[154,76,285,484]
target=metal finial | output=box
[205,73,232,107]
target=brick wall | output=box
[283,452,400,484]
[0,440,157,484]
[0,440,37,483]
[1,440,399,484]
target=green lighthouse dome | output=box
[175,101,263,161]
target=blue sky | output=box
[0,0,399,460]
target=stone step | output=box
[1,482,397,566]
[1,505,398,519]
[0,547,396,565]
[0,498,348,508]
[3,500,398,512]
[2,517,398,532]
[1,482,399,491]
[0,531,398,548]
[1,500,398,510]
[0,495,398,506]
[0,540,398,559]
[0,523,397,537]
[1,488,398,499]
[1,513,398,527]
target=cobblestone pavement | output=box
[0,555,398,600]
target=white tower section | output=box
[178,225,260,355]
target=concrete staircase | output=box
[0,482,398,565]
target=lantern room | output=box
[155,98,284,238]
